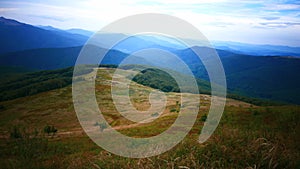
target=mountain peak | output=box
[0,16,23,26]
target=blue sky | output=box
[0,0,300,46]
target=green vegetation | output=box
[0,66,35,78]
[200,114,207,122]
[222,56,300,105]
[0,66,94,102]
[226,93,284,106]
[0,67,74,101]
[133,68,180,92]
[0,67,298,168]
[132,67,211,94]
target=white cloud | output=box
[0,8,18,12]
[264,4,300,10]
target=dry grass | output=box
[0,68,299,168]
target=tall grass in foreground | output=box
[0,105,298,168]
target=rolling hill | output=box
[0,67,299,168]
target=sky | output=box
[0,0,300,46]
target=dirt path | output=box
[56,112,175,138]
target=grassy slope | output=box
[0,68,299,168]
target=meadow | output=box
[0,67,299,168]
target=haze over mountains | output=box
[1,16,300,57]
[0,16,299,104]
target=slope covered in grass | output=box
[0,67,299,168]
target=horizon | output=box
[1,15,300,49]
[0,0,300,47]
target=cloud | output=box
[27,15,68,22]
[261,16,280,20]
[264,4,300,11]
[136,0,226,5]
[209,21,234,27]
[0,8,18,12]
[260,22,300,28]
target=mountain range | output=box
[0,16,299,104]
[0,17,88,54]
[213,41,300,57]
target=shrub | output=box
[10,125,23,139]
[200,114,207,122]
[151,112,159,117]
[43,125,58,135]
[95,122,108,132]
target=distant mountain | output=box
[37,26,186,53]
[173,46,300,104]
[38,26,94,37]
[87,33,185,53]
[213,41,300,57]
[0,17,88,54]
[66,28,94,37]
[37,25,63,32]
[0,45,151,70]
[0,46,81,70]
